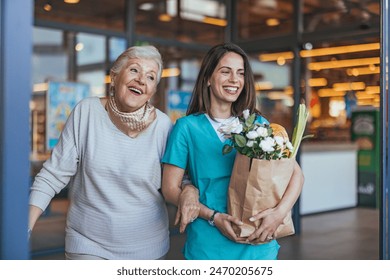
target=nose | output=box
[135,72,145,85]
[229,73,239,83]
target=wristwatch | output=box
[208,210,219,226]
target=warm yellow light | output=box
[356,93,376,100]
[33,83,49,92]
[104,75,111,84]
[333,82,366,91]
[308,57,380,71]
[43,3,52,11]
[255,81,274,91]
[284,86,293,95]
[308,78,328,87]
[266,18,280,26]
[318,88,345,97]
[259,51,294,62]
[356,86,380,95]
[358,99,378,106]
[159,14,172,22]
[202,17,227,27]
[276,56,286,65]
[162,68,181,78]
[346,65,380,76]
[300,42,380,58]
[64,0,80,3]
[365,86,380,94]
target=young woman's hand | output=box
[245,207,285,244]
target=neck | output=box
[210,103,232,119]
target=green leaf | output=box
[234,134,247,147]
[222,144,233,155]
[245,113,256,127]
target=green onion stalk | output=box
[290,104,312,158]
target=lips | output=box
[223,86,239,93]
[128,86,143,95]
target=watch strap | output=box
[208,210,219,226]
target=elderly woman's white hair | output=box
[110,45,163,90]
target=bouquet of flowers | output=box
[219,104,310,240]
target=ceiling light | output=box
[139,3,154,11]
[266,18,280,26]
[43,2,52,12]
[333,82,366,91]
[255,81,274,90]
[300,42,380,58]
[75,42,84,52]
[346,65,379,76]
[33,83,49,93]
[202,17,227,27]
[64,0,80,4]
[259,51,294,62]
[162,68,181,78]
[308,78,328,87]
[159,14,172,22]
[308,57,380,70]
[318,88,346,97]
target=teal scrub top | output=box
[162,113,280,260]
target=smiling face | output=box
[112,57,159,113]
[208,52,245,107]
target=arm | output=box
[162,163,245,241]
[29,205,44,232]
[247,160,304,243]
[162,164,200,233]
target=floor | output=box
[30,199,380,260]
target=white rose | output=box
[243,109,250,120]
[286,141,294,151]
[260,137,275,152]
[246,130,259,139]
[274,136,284,147]
[246,140,255,147]
[218,117,241,135]
[256,126,268,137]
[232,123,243,134]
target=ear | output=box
[110,71,116,84]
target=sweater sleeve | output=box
[29,101,82,211]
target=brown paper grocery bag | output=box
[228,153,296,241]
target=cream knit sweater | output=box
[30,97,172,259]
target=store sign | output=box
[46,81,90,150]
[166,90,192,123]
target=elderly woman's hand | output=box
[175,185,200,233]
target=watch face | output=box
[208,220,215,226]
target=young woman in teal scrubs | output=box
[162,43,304,260]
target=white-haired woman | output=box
[29,45,172,260]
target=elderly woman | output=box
[29,45,172,260]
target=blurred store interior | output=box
[28,0,382,259]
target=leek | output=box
[290,104,311,158]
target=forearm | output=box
[276,161,304,215]
[161,164,184,206]
[29,205,44,230]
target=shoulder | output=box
[73,96,101,111]
[156,109,173,129]
[255,114,269,125]
[175,113,204,127]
